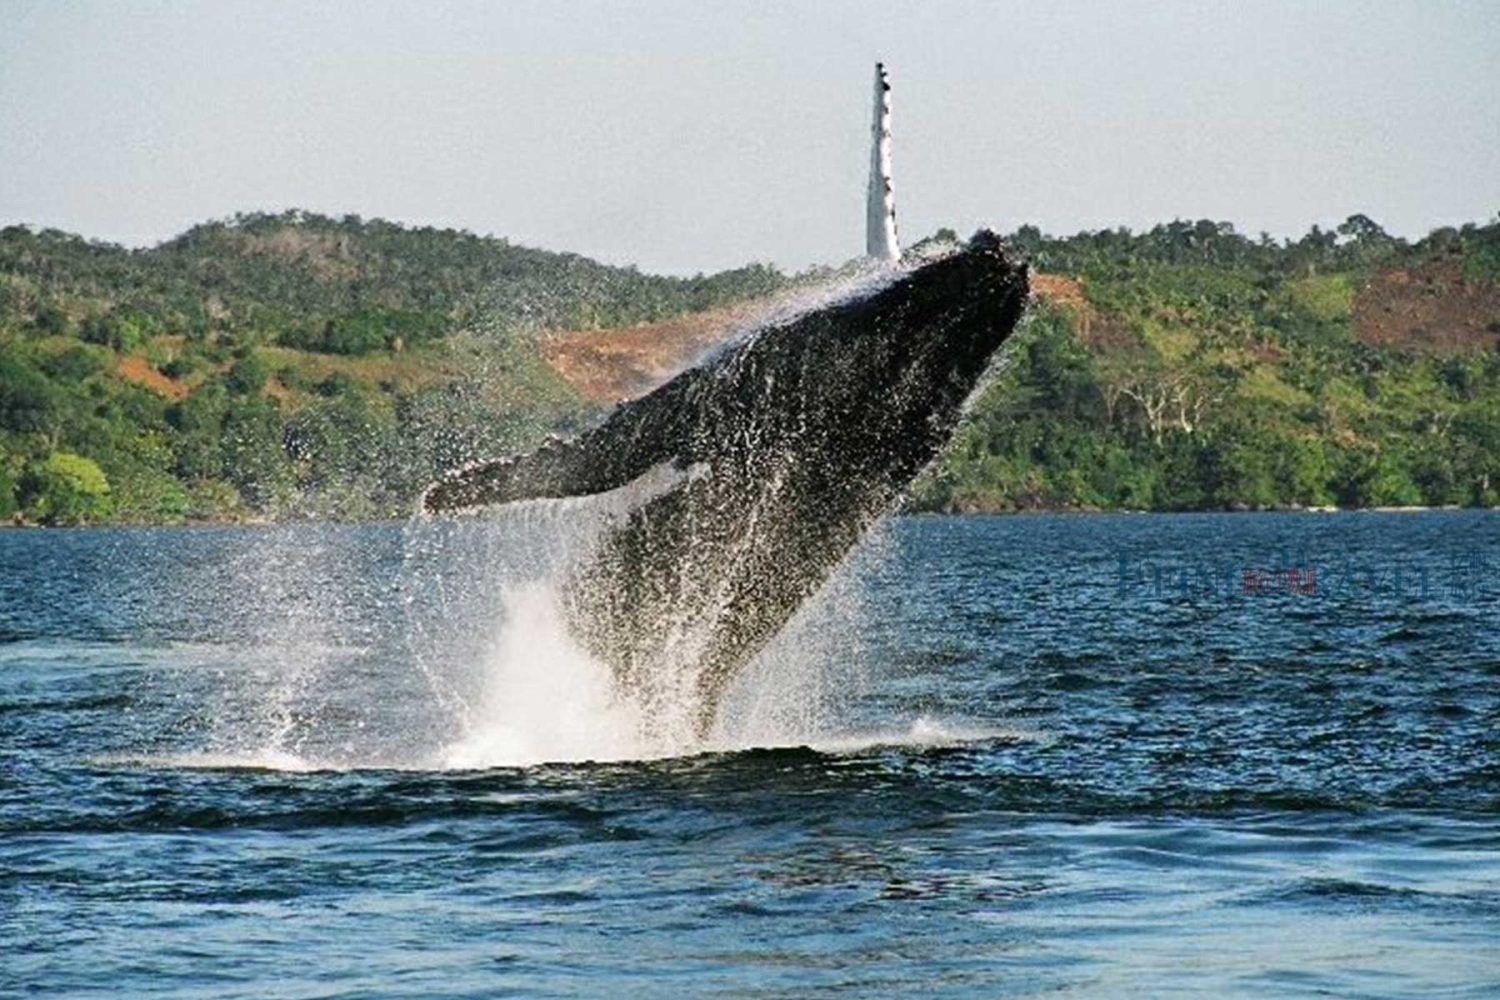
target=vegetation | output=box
[912,216,1500,512]
[0,209,1496,525]
[0,211,782,524]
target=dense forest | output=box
[910,217,1500,512]
[0,211,781,523]
[1,210,1497,524]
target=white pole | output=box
[866,62,901,262]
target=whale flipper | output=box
[421,366,706,513]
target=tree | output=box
[0,454,21,519]
[226,352,270,395]
[24,452,112,525]
[221,397,293,511]
[0,352,61,437]
[31,302,69,336]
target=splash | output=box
[139,248,1020,773]
[401,477,883,768]
[109,498,1027,773]
[150,437,906,772]
[438,583,648,768]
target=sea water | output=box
[2,512,1497,997]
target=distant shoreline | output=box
[6,213,1498,531]
[4,504,1494,531]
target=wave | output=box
[98,716,1039,775]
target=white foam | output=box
[438,584,653,768]
[106,717,1036,774]
[129,509,1027,773]
[796,716,1044,755]
[98,748,329,773]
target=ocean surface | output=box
[2,511,1497,998]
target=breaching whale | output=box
[421,65,1029,735]
[422,232,1029,733]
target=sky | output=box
[2,0,1497,275]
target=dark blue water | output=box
[3,513,1498,998]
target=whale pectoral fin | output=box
[421,372,700,515]
[420,443,587,514]
[421,437,693,514]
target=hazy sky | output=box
[2,1,1497,274]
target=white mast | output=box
[866,62,901,262]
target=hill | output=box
[1,211,1497,525]
[909,217,1500,512]
[0,211,782,523]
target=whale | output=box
[422,231,1030,734]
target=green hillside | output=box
[910,217,1500,512]
[0,211,782,523]
[1,210,1497,525]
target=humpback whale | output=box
[423,234,1028,733]
[422,66,1029,735]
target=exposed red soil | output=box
[116,355,188,400]
[1353,261,1500,355]
[541,305,765,404]
[1031,273,1088,312]
[545,272,1091,403]
[542,261,1498,404]
[263,377,294,403]
[1030,273,1141,350]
